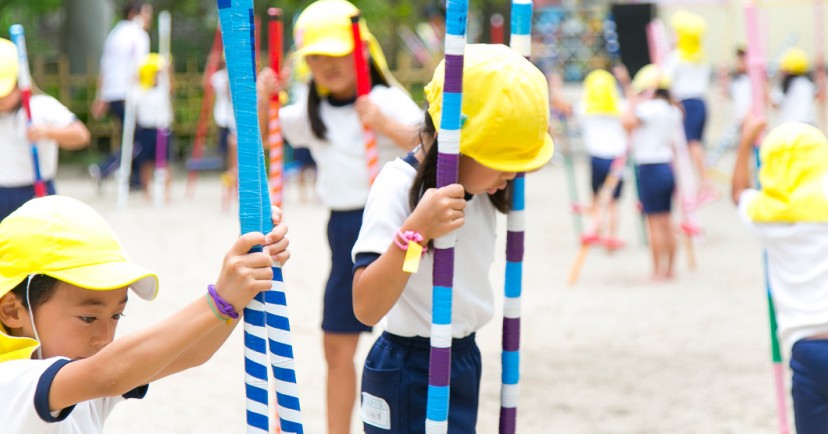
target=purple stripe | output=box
[429,346,452,386]
[505,231,524,262]
[499,407,517,434]
[437,153,459,188]
[502,318,521,351]
[433,248,455,287]
[444,55,465,93]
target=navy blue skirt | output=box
[636,163,675,214]
[323,209,371,333]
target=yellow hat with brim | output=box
[672,11,706,63]
[583,69,621,116]
[425,44,554,173]
[631,64,671,94]
[780,47,809,75]
[138,53,166,90]
[0,38,19,98]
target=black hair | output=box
[10,275,60,310]
[122,1,144,20]
[782,72,813,95]
[408,110,512,215]
[307,57,389,141]
[654,87,672,101]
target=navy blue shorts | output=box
[218,126,230,160]
[323,209,371,333]
[293,147,316,168]
[108,100,126,126]
[680,98,707,143]
[0,181,56,222]
[636,163,675,214]
[135,127,171,166]
[361,332,481,433]
[791,339,828,434]
[590,156,623,200]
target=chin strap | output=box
[25,274,43,360]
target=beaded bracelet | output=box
[205,294,232,325]
[208,284,240,319]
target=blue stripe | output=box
[276,392,302,411]
[217,0,231,9]
[280,419,304,434]
[244,331,267,353]
[502,351,520,384]
[444,0,468,37]
[266,312,291,331]
[246,410,269,430]
[245,383,269,404]
[512,176,525,210]
[273,366,297,383]
[271,266,284,282]
[245,357,268,381]
[243,307,265,326]
[268,338,296,358]
[426,385,450,421]
[505,262,523,298]
[510,3,532,36]
[441,93,463,130]
[265,286,286,305]
[432,286,453,325]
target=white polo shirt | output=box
[773,76,817,125]
[730,73,752,123]
[631,99,683,165]
[280,85,422,210]
[352,157,497,338]
[0,357,147,434]
[0,95,77,187]
[210,69,235,130]
[98,20,150,102]
[575,102,628,159]
[664,53,711,100]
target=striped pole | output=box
[490,13,505,44]
[217,1,304,433]
[153,10,172,208]
[500,2,531,432]
[426,1,467,433]
[267,8,284,209]
[9,25,46,198]
[350,14,379,185]
[745,2,789,433]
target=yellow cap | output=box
[0,38,19,98]
[748,122,828,223]
[138,53,166,90]
[425,44,554,173]
[672,11,706,63]
[583,69,621,116]
[780,47,809,75]
[631,64,671,94]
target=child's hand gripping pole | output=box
[9,25,46,198]
[350,14,379,185]
[267,8,284,209]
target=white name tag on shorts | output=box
[361,392,391,430]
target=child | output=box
[0,194,289,433]
[134,53,173,200]
[731,118,828,434]
[773,47,819,126]
[0,38,90,221]
[256,1,423,432]
[622,65,683,281]
[209,57,237,175]
[576,68,628,250]
[351,44,553,433]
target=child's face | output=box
[458,155,516,195]
[305,54,357,99]
[0,87,20,114]
[22,283,128,360]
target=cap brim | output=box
[48,261,159,301]
[293,39,353,58]
[475,133,555,173]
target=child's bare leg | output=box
[324,332,360,434]
[646,216,662,278]
[140,162,153,199]
[650,213,673,279]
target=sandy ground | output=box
[43,139,787,434]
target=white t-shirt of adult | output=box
[575,102,628,159]
[351,157,497,338]
[0,95,77,187]
[99,20,150,102]
[738,189,828,352]
[631,98,682,165]
[730,73,752,123]
[210,69,235,130]
[774,76,817,125]
[664,52,711,100]
[0,358,148,434]
[280,85,422,210]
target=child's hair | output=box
[122,1,144,20]
[408,109,513,214]
[9,275,59,310]
[307,58,389,140]
[654,87,672,101]
[782,72,813,95]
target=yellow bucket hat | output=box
[748,122,828,223]
[671,11,706,64]
[293,0,402,91]
[0,38,19,98]
[138,53,166,90]
[780,47,809,75]
[583,69,621,116]
[425,44,554,173]
[631,64,671,94]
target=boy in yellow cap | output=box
[0,195,289,433]
[772,47,820,126]
[256,1,422,432]
[732,118,828,433]
[351,44,553,433]
[0,38,90,221]
[133,53,173,199]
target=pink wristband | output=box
[393,230,428,254]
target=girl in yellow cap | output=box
[133,53,173,200]
[351,44,553,433]
[772,47,820,126]
[0,38,90,221]
[256,1,423,432]
[0,195,290,434]
[731,118,828,433]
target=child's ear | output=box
[0,292,26,330]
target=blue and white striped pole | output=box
[217,1,303,432]
[427,1,468,433]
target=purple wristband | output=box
[208,284,239,319]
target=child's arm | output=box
[47,223,288,411]
[355,97,419,150]
[731,115,766,204]
[26,121,90,150]
[353,184,466,326]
